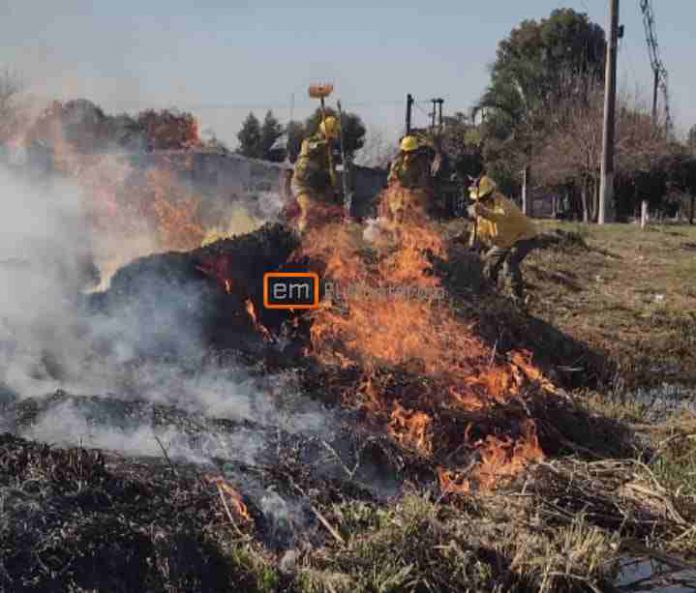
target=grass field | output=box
[527,222,696,391]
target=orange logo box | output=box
[263,272,320,310]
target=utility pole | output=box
[436,98,444,131]
[405,94,414,135]
[598,0,619,225]
[430,99,437,131]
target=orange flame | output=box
[389,402,432,456]
[147,168,206,251]
[206,475,252,523]
[437,467,471,495]
[245,298,272,341]
[471,420,542,492]
[297,187,550,492]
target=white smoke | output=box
[0,161,332,469]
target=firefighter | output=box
[383,134,437,223]
[291,115,342,233]
[468,175,538,301]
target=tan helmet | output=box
[319,116,339,139]
[399,135,420,152]
[469,175,496,200]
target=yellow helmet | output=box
[319,116,339,139]
[469,175,497,200]
[399,135,420,152]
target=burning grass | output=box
[295,196,552,492]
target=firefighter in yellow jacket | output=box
[383,135,435,223]
[468,175,538,300]
[291,116,342,233]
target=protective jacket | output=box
[387,150,433,190]
[292,134,335,197]
[474,192,538,249]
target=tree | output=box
[259,110,283,161]
[0,68,23,142]
[237,112,262,158]
[26,100,204,156]
[304,107,366,160]
[136,109,200,150]
[688,124,696,153]
[478,8,606,195]
[27,99,109,153]
[440,112,484,180]
[104,113,145,151]
[532,89,674,221]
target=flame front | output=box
[298,186,548,491]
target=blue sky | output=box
[1,0,692,149]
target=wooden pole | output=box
[405,94,413,135]
[599,0,619,225]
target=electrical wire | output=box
[638,0,672,133]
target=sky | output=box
[0,0,693,151]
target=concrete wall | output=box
[3,143,388,221]
[345,164,388,219]
[137,150,387,220]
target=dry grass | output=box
[293,452,696,593]
[526,222,696,389]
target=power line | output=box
[97,98,408,113]
[638,0,672,134]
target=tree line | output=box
[235,107,366,164]
[470,7,696,222]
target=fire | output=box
[297,187,549,492]
[437,467,471,495]
[18,107,210,286]
[470,420,542,492]
[389,402,432,455]
[201,205,263,247]
[147,168,206,251]
[206,475,252,523]
[245,298,272,341]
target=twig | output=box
[214,482,247,539]
[154,436,178,477]
[320,440,358,480]
[286,476,345,545]
[625,545,696,573]
[488,340,498,368]
[310,504,346,545]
